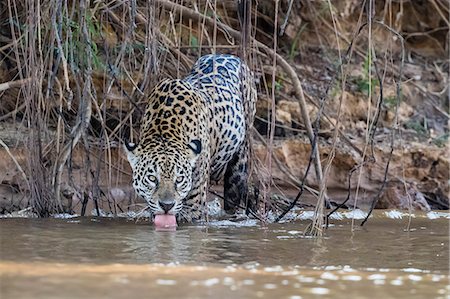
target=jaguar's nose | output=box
[159,201,175,213]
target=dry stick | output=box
[0,32,25,52]
[140,0,160,91]
[361,21,405,226]
[274,133,317,222]
[156,0,326,212]
[274,84,330,222]
[105,64,143,114]
[53,0,94,209]
[80,0,104,216]
[279,0,295,36]
[277,78,329,224]
[102,44,120,215]
[400,133,414,232]
[351,0,375,231]
[253,129,320,198]
[52,15,72,100]
[430,0,450,27]
[276,88,365,157]
[175,0,184,78]
[92,91,116,214]
[80,192,89,216]
[257,51,325,194]
[52,98,91,209]
[326,161,369,225]
[448,0,450,152]
[7,0,25,81]
[22,0,55,216]
[112,0,137,72]
[102,4,192,100]
[0,102,26,121]
[323,19,382,223]
[237,0,251,57]
[255,114,330,135]
[299,109,364,158]
[303,0,346,236]
[0,78,31,92]
[265,0,279,221]
[0,139,30,189]
[53,76,65,161]
[326,19,405,226]
[368,55,385,159]
[99,1,144,106]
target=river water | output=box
[1,210,449,298]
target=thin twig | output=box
[0,78,31,92]
[0,102,26,121]
[361,21,406,226]
[279,0,295,36]
[0,138,30,189]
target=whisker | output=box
[135,206,152,223]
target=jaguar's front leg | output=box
[181,152,210,222]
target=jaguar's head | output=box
[124,139,202,217]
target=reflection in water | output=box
[1,215,449,269]
[309,238,328,267]
[0,212,449,299]
[124,227,212,263]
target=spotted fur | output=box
[125,54,256,221]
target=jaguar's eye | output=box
[176,176,184,183]
[149,175,157,182]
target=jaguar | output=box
[125,54,256,224]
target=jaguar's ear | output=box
[124,140,139,167]
[188,139,202,155]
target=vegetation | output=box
[0,1,448,234]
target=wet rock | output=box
[376,182,431,211]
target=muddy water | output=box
[1,211,449,298]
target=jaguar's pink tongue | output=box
[154,214,177,231]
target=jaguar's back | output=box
[184,54,255,181]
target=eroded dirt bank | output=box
[0,120,447,215]
[0,1,448,215]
